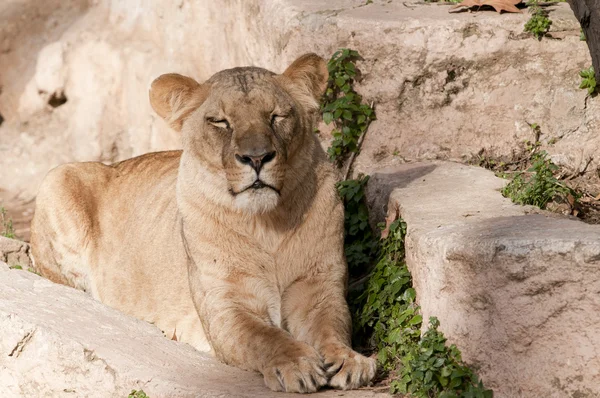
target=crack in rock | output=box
[83,348,118,383]
[8,329,35,358]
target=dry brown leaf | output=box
[171,328,178,342]
[451,0,522,13]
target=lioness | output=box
[30,54,376,393]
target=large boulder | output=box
[0,261,381,397]
[0,236,32,269]
[0,0,596,200]
[368,162,600,397]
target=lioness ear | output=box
[149,73,208,132]
[281,53,328,110]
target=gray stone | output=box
[0,262,383,397]
[0,236,31,268]
[368,161,600,398]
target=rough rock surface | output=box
[0,236,31,268]
[0,261,382,398]
[0,0,596,200]
[367,162,600,398]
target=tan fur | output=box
[30,54,376,393]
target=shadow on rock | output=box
[365,163,437,225]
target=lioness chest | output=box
[103,152,325,331]
[33,150,338,350]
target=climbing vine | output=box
[323,48,492,397]
[326,49,379,276]
[321,48,375,166]
[355,219,493,397]
[336,176,378,274]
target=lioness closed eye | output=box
[30,53,377,393]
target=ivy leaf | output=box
[438,375,449,387]
[423,370,432,384]
[378,348,388,364]
[408,314,423,326]
[450,376,463,388]
[402,288,416,302]
[345,62,356,74]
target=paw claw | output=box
[325,359,344,376]
[263,344,327,393]
[324,348,377,390]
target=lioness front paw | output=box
[324,347,377,390]
[262,344,328,393]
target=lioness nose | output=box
[235,151,276,174]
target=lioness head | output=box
[149,54,328,214]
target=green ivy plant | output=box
[8,264,39,275]
[579,66,597,95]
[356,218,417,364]
[524,0,551,40]
[355,220,492,397]
[323,48,491,397]
[398,317,492,398]
[128,390,149,398]
[321,49,375,166]
[1,207,16,239]
[501,151,577,209]
[336,176,378,274]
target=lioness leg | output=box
[30,163,107,293]
[281,277,377,390]
[189,273,328,393]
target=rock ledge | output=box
[368,161,600,398]
[0,261,381,398]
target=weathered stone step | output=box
[1,0,596,202]
[367,161,600,398]
[0,236,32,269]
[0,261,383,397]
